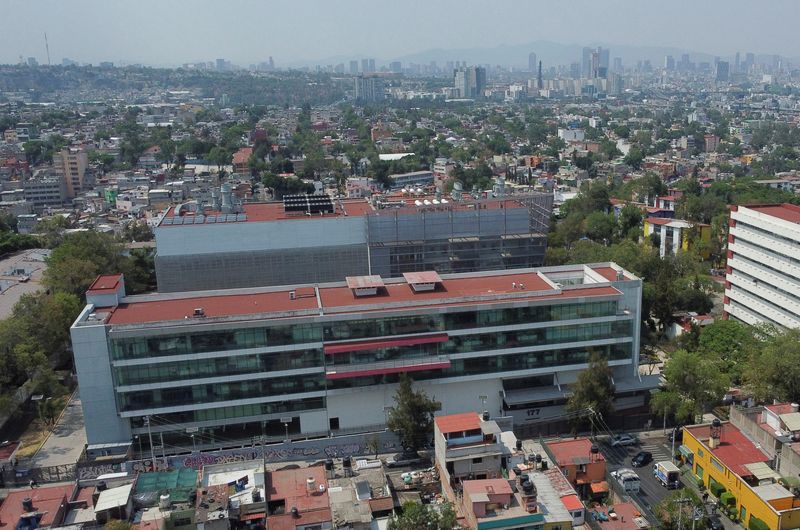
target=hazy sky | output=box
[2,0,799,66]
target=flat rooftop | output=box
[158,195,535,227]
[90,264,634,327]
[740,203,800,224]
[545,438,606,467]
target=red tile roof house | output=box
[232,147,254,175]
[544,438,606,497]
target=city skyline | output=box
[2,0,800,67]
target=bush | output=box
[695,475,706,489]
[709,479,726,498]
[720,491,736,506]
[749,516,770,530]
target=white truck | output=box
[653,460,681,489]
[611,467,641,494]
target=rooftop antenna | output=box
[44,33,51,66]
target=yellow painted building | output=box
[643,217,711,259]
[683,421,800,530]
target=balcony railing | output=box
[325,356,451,379]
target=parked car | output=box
[708,516,724,530]
[611,434,639,447]
[631,451,653,467]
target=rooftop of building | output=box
[435,412,481,435]
[266,466,332,530]
[738,203,800,224]
[685,421,771,477]
[591,503,650,530]
[0,483,77,530]
[545,438,606,467]
[87,274,123,293]
[157,192,541,228]
[86,263,635,328]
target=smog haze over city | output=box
[2,0,800,67]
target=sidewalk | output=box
[29,392,87,468]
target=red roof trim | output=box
[323,333,449,355]
[325,360,450,380]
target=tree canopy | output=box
[387,502,456,530]
[387,374,441,453]
[566,353,615,430]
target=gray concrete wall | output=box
[156,245,369,292]
[71,306,132,444]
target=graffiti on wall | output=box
[77,463,121,480]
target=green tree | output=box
[745,329,800,403]
[388,502,456,530]
[121,221,154,242]
[386,374,441,453]
[617,204,643,240]
[660,349,729,423]
[43,231,149,296]
[566,353,615,431]
[696,320,756,384]
[584,212,616,243]
[654,490,708,530]
[623,147,644,169]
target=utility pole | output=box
[144,416,157,468]
[261,421,268,529]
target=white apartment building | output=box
[725,203,800,328]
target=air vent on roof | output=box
[193,308,205,318]
[346,275,384,297]
[403,271,442,293]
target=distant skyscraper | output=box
[734,52,740,73]
[581,47,592,78]
[612,57,622,73]
[354,76,384,103]
[215,58,227,71]
[679,54,691,72]
[334,63,345,74]
[715,61,730,82]
[664,55,675,71]
[389,61,402,73]
[537,60,543,90]
[349,60,358,75]
[569,62,580,79]
[453,66,486,98]
[361,58,369,73]
[27,57,38,67]
[745,52,755,72]
[528,52,537,72]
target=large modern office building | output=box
[71,263,655,453]
[725,203,800,328]
[154,192,553,292]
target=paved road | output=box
[31,393,87,468]
[600,433,678,514]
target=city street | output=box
[600,432,679,514]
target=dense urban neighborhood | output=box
[2,8,800,530]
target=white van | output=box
[611,467,641,494]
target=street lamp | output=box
[191,434,196,453]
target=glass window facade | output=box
[111,297,631,437]
[114,348,322,386]
[326,343,632,390]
